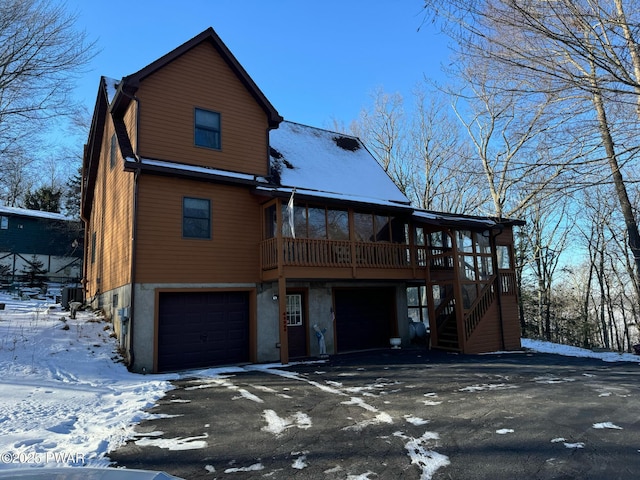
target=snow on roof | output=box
[127,157,263,183]
[0,205,75,222]
[103,76,120,104]
[269,121,411,207]
[412,210,496,228]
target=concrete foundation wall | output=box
[121,280,410,373]
[88,284,132,358]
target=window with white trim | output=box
[286,294,303,327]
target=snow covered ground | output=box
[0,292,638,475]
[0,292,178,471]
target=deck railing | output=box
[261,237,415,270]
[464,276,498,340]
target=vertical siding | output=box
[134,175,261,284]
[135,42,270,175]
[84,117,134,299]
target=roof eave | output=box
[81,77,110,221]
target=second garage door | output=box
[157,291,250,372]
[334,287,394,352]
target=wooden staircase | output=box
[434,292,460,351]
[434,275,501,352]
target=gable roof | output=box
[110,27,282,128]
[82,28,283,220]
[261,121,412,210]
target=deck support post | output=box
[278,275,289,365]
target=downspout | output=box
[80,203,89,300]
[126,95,141,370]
[128,167,140,369]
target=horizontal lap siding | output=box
[135,176,261,284]
[501,296,522,349]
[85,117,134,296]
[465,298,522,353]
[465,303,502,354]
[136,42,269,176]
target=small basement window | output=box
[194,108,221,150]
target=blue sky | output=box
[64,0,450,130]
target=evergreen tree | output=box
[21,255,47,287]
[23,186,62,213]
[64,167,82,218]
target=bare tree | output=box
[521,193,572,340]
[0,0,94,203]
[351,88,413,197]
[408,86,485,213]
[351,86,485,213]
[0,148,36,206]
[449,73,575,219]
[423,0,640,308]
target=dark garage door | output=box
[157,291,250,372]
[334,288,394,352]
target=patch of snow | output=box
[459,383,517,392]
[405,415,430,426]
[522,338,640,363]
[261,410,312,436]
[292,455,308,469]
[394,430,450,480]
[232,389,264,403]
[134,433,208,451]
[224,462,264,473]
[342,397,378,412]
[533,376,576,384]
[593,422,623,430]
[346,471,377,480]
[564,442,585,449]
[324,465,343,474]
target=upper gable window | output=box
[194,108,221,150]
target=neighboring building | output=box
[0,206,83,286]
[81,27,524,373]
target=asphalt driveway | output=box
[109,348,640,479]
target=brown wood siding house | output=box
[81,27,524,373]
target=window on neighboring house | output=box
[194,108,221,150]
[110,133,117,169]
[183,197,211,239]
[91,232,96,264]
[0,216,8,229]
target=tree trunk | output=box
[589,75,640,305]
